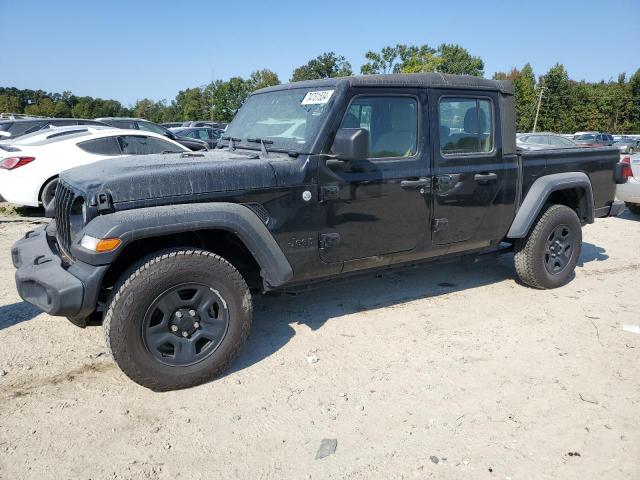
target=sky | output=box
[1,0,638,106]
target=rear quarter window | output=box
[77,136,122,155]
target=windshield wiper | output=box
[247,137,274,159]
[220,135,241,152]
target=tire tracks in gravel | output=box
[0,361,116,400]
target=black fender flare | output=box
[71,203,293,288]
[507,172,594,238]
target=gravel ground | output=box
[0,212,638,480]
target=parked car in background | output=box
[613,136,640,154]
[0,126,187,208]
[0,118,108,140]
[160,122,184,129]
[573,133,615,147]
[96,117,208,151]
[616,156,640,215]
[171,126,224,149]
[517,132,576,150]
[182,121,227,129]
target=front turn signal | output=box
[80,235,122,252]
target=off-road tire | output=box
[626,203,640,215]
[514,204,582,289]
[103,248,252,391]
[40,177,58,210]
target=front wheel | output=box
[103,249,252,391]
[514,204,582,289]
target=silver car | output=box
[517,132,576,150]
[613,136,640,154]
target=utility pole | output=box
[533,81,544,133]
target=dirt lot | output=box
[0,212,638,480]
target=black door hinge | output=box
[432,218,448,233]
[320,185,339,203]
[95,192,113,213]
[319,232,340,249]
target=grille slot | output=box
[54,181,76,260]
[244,203,271,225]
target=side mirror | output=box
[331,128,369,161]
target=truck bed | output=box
[519,146,620,211]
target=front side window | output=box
[339,96,418,158]
[439,98,494,155]
[196,129,210,141]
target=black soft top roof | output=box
[256,73,513,95]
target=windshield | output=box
[223,88,336,152]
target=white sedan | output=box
[0,126,188,208]
[616,154,640,215]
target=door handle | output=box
[474,172,498,184]
[401,178,431,189]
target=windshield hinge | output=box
[95,191,113,213]
[320,185,339,203]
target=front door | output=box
[430,91,510,246]
[318,90,431,264]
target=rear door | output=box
[430,91,514,246]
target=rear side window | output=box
[439,98,494,155]
[77,136,121,155]
[50,120,77,127]
[339,96,418,158]
[118,135,182,154]
[108,120,136,129]
[177,129,197,139]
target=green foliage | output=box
[248,69,280,91]
[361,43,483,76]
[0,94,21,113]
[291,52,352,82]
[1,53,639,132]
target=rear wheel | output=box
[514,204,582,289]
[103,248,252,391]
[627,203,640,215]
[40,177,58,210]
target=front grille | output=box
[54,181,76,260]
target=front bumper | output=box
[12,224,107,319]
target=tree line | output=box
[1,43,639,133]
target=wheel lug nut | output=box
[182,331,189,337]
[189,309,196,317]
[175,311,183,318]
[193,322,200,328]
[170,325,178,332]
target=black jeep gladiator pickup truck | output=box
[12,73,626,390]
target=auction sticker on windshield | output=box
[301,90,334,105]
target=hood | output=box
[61,149,278,205]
